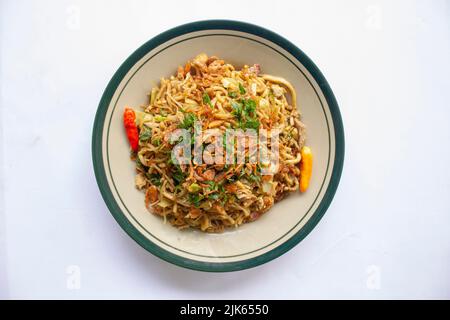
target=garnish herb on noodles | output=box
[123,53,313,232]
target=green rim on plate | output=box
[92,20,345,272]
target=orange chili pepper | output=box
[123,107,139,152]
[299,146,313,193]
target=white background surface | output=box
[1,0,449,299]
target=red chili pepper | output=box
[123,107,139,152]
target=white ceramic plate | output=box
[92,20,344,272]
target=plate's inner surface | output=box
[102,30,335,263]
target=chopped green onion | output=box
[202,92,213,107]
[188,193,203,207]
[179,113,197,129]
[136,157,145,170]
[188,183,201,193]
[146,173,162,186]
[208,194,219,201]
[243,99,256,115]
[244,118,260,130]
[154,115,166,122]
[231,101,243,121]
[139,126,152,142]
[228,91,237,98]
[172,167,185,185]
[239,83,246,94]
[152,138,161,146]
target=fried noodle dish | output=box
[123,53,313,233]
